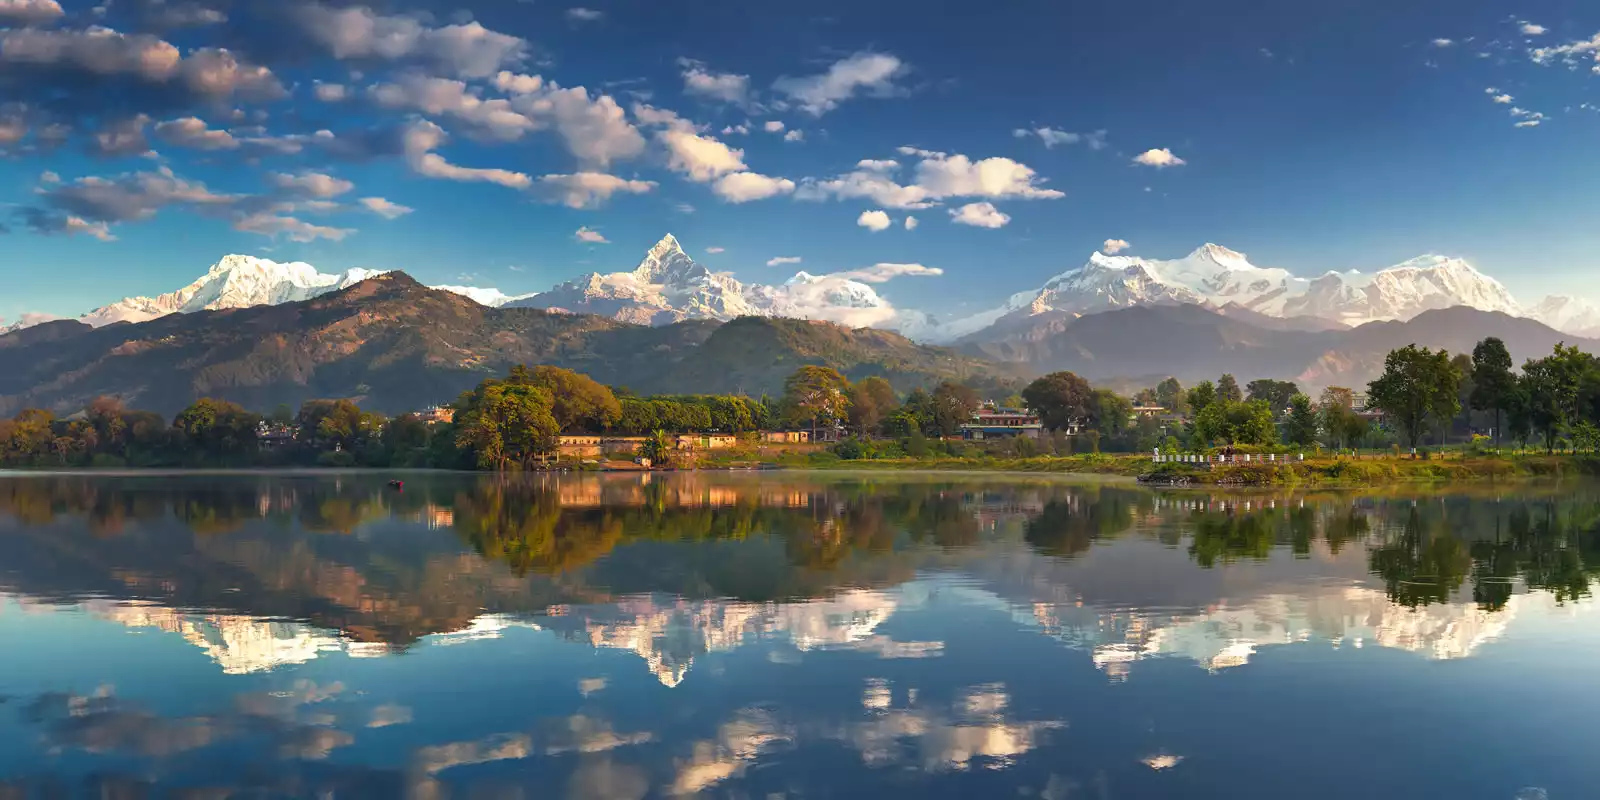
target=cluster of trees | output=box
[1364,337,1600,453]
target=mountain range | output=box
[0,272,1003,416]
[7,234,1598,344]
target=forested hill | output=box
[0,273,1010,416]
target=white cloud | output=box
[574,225,609,243]
[1132,148,1186,168]
[489,72,647,168]
[359,197,413,219]
[1530,31,1600,74]
[631,103,748,181]
[1102,238,1130,254]
[949,201,1009,228]
[904,215,918,230]
[783,129,804,142]
[0,0,64,24]
[856,209,891,232]
[233,212,353,242]
[534,172,656,208]
[1514,119,1541,127]
[293,4,527,78]
[313,81,348,102]
[767,256,802,267]
[798,150,1064,209]
[772,52,905,116]
[856,159,898,171]
[713,171,795,202]
[1521,22,1547,36]
[705,246,725,254]
[369,74,536,141]
[679,58,750,104]
[1012,126,1106,149]
[268,171,354,198]
[836,263,942,282]
[1432,38,1454,47]
[1491,93,1514,103]
[401,121,532,188]
[153,116,237,150]
[566,7,603,22]
[763,120,785,133]
[721,124,748,135]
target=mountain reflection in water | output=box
[2,472,1600,799]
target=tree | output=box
[1366,345,1462,451]
[454,382,559,470]
[517,365,621,432]
[847,376,898,436]
[1469,337,1515,448]
[1155,377,1186,413]
[297,399,365,452]
[1216,374,1243,403]
[1246,379,1299,413]
[637,430,673,465]
[1186,381,1217,414]
[1092,389,1134,446]
[1021,371,1094,432]
[783,366,850,438]
[1284,393,1318,446]
[1520,344,1594,453]
[930,381,981,437]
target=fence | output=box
[1151,453,1305,464]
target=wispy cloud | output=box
[767,256,802,267]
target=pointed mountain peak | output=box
[649,233,684,256]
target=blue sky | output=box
[3,0,1599,324]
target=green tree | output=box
[1021,371,1095,433]
[1245,379,1299,412]
[782,366,851,438]
[930,381,981,437]
[1186,380,1217,414]
[1155,377,1187,413]
[517,365,621,432]
[454,381,559,470]
[637,430,673,465]
[1520,344,1594,453]
[1284,393,1318,446]
[1366,345,1462,451]
[1092,389,1134,446]
[847,376,898,436]
[1216,374,1243,403]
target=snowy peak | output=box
[631,233,701,284]
[1531,295,1600,338]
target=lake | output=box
[0,471,1595,799]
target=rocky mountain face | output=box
[0,273,998,416]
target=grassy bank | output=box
[693,446,1600,486]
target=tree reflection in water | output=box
[4,475,1600,622]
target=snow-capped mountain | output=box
[77,255,389,327]
[1529,295,1600,339]
[936,245,1528,343]
[508,234,912,330]
[25,255,535,331]
[508,234,762,324]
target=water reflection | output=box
[3,473,1600,797]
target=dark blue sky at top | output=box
[2,0,1598,322]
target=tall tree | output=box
[1284,393,1318,446]
[1092,389,1134,445]
[455,382,559,470]
[1470,337,1515,447]
[847,376,898,435]
[930,381,981,437]
[1246,379,1299,412]
[1186,381,1217,414]
[1216,374,1243,403]
[1520,344,1594,453]
[1021,371,1095,433]
[782,366,851,438]
[1365,345,1462,451]
[1155,377,1186,413]
[517,365,621,432]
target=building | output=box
[960,405,1044,440]
[418,405,455,425]
[675,433,740,450]
[256,422,295,449]
[761,430,811,444]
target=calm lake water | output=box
[1,471,1597,799]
